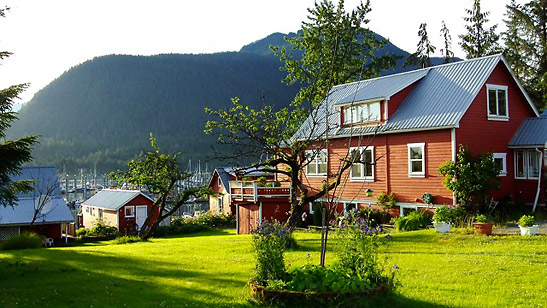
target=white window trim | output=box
[350,146,375,181]
[306,149,328,177]
[527,150,540,180]
[514,150,541,180]
[408,143,426,178]
[493,153,507,176]
[486,84,509,120]
[343,202,358,214]
[217,197,223,214]
[125,205,135,218]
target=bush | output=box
[432,205,455,224]
[152,212,236,237]
[75,228,88,237]
[376,191,396,208]
[359,207,391,226]
[518,215,535,227]
[390,210,431,231]
[2,233,44,250]
[251,221,291,285]
[113,236,143,244]
[87,220,119,237]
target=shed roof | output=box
[509,117,547,148]
[0,166,74,226]
[294,54,539,139]
[82,189,153,210]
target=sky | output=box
[0,0,526,109]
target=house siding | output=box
[456,62,538,202]
[119,195,157,232]
[387,81,420,119]
[301,129,453,206]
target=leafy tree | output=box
[110,134,213,240]
[503,0,547,111]
[440,21,454,64]
[0,7,39,207]
[405,23,436,68]
[459,0,501,59]
[205,0,395,231]
[438,146,501,213]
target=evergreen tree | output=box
[0,7,39,207]
[440,21,454,64]
[405,23,436,68]
[459,0,501,59]
[503,0,547,111]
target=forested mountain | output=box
[8,31,456,173]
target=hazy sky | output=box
[0,0,525,109]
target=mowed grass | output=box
[1,229,546,307]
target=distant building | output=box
[0,166,74,241]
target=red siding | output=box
[456,62,538,201]
[21,223,62,239]
[388,80,420,118]
[301,129,453,206]
[118,195,158,233]
[261,201,290,224]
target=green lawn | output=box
[1,229,546,307]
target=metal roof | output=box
[0,166,74,226]
[82,189,152,210]
[509,117,547,148]
[334,69,427,106]
[541,109,547,117]
[294,54,539,139]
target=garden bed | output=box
[249,281,386,303]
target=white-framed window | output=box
[493,153,507,176]
[218,177,221,188]
[350,146,374,181]
[515,150,541,179]
[98,209,104,220]
[306,149,328,177]
[408,143,425,177]
[125,206,135,218]
[85,206,91,214]
[344,202,358,214]
[343,102,381,124]
[486,84,509,120]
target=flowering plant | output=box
[432,205,454,224]
[251,220,293,285]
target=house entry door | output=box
[135,206,148,231]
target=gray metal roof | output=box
[0,166,74,226]
[509,117,547,148]
[294,54,539,139]
[541,110,547,117]
[82,189,152,210]
[334,69,427,106]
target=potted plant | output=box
[472,214,494,235]
[432,205,453,233]
[518,215,538,236]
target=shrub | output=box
[285,265,372,293]
[251,221,291,285]
[75,228,88,237]
[475,214,491,223]
[358,207,391,226]
[2,233,44,250]
[433,205,455,224]
[390,210,431,231]
[87,220,119,237]
[376,191,397,208]
[113,236,143,244]
[518,215,535,227]
[154,212,236,237]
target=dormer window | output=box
[343,101,381,125]
[486,84,508,120]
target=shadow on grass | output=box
[0,240,253,307]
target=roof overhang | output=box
[333,97,386,108]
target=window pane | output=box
[318,151,327,163]
[410,147,422,159]
[351,164,362,178]
[318,162,327,174]
[515,151,525,177]
[411,161,423,173]
[308,163,317,175]
[498,89,507,116]
[528,151,539,178]
[364,163,373,177]
[368,102,381,121]
[344,107,352,124]
[363,149,372,163]
[494,158,503,170]
[488,89,497,115]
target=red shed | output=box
[81,189,158,234]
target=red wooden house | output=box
[208,167,291,234]
[81,189,159,234]
[294,54,544,215]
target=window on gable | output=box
[493,153,507,176]
[408,143,425,177]
[343,101,381,124]
[306,149,328,176]
[487,84,508,120]
[515,150,541,179]
[125,206,135,218]
[350,146,374,181]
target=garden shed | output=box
[81,189,158,234]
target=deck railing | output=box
[229,181,291,202]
